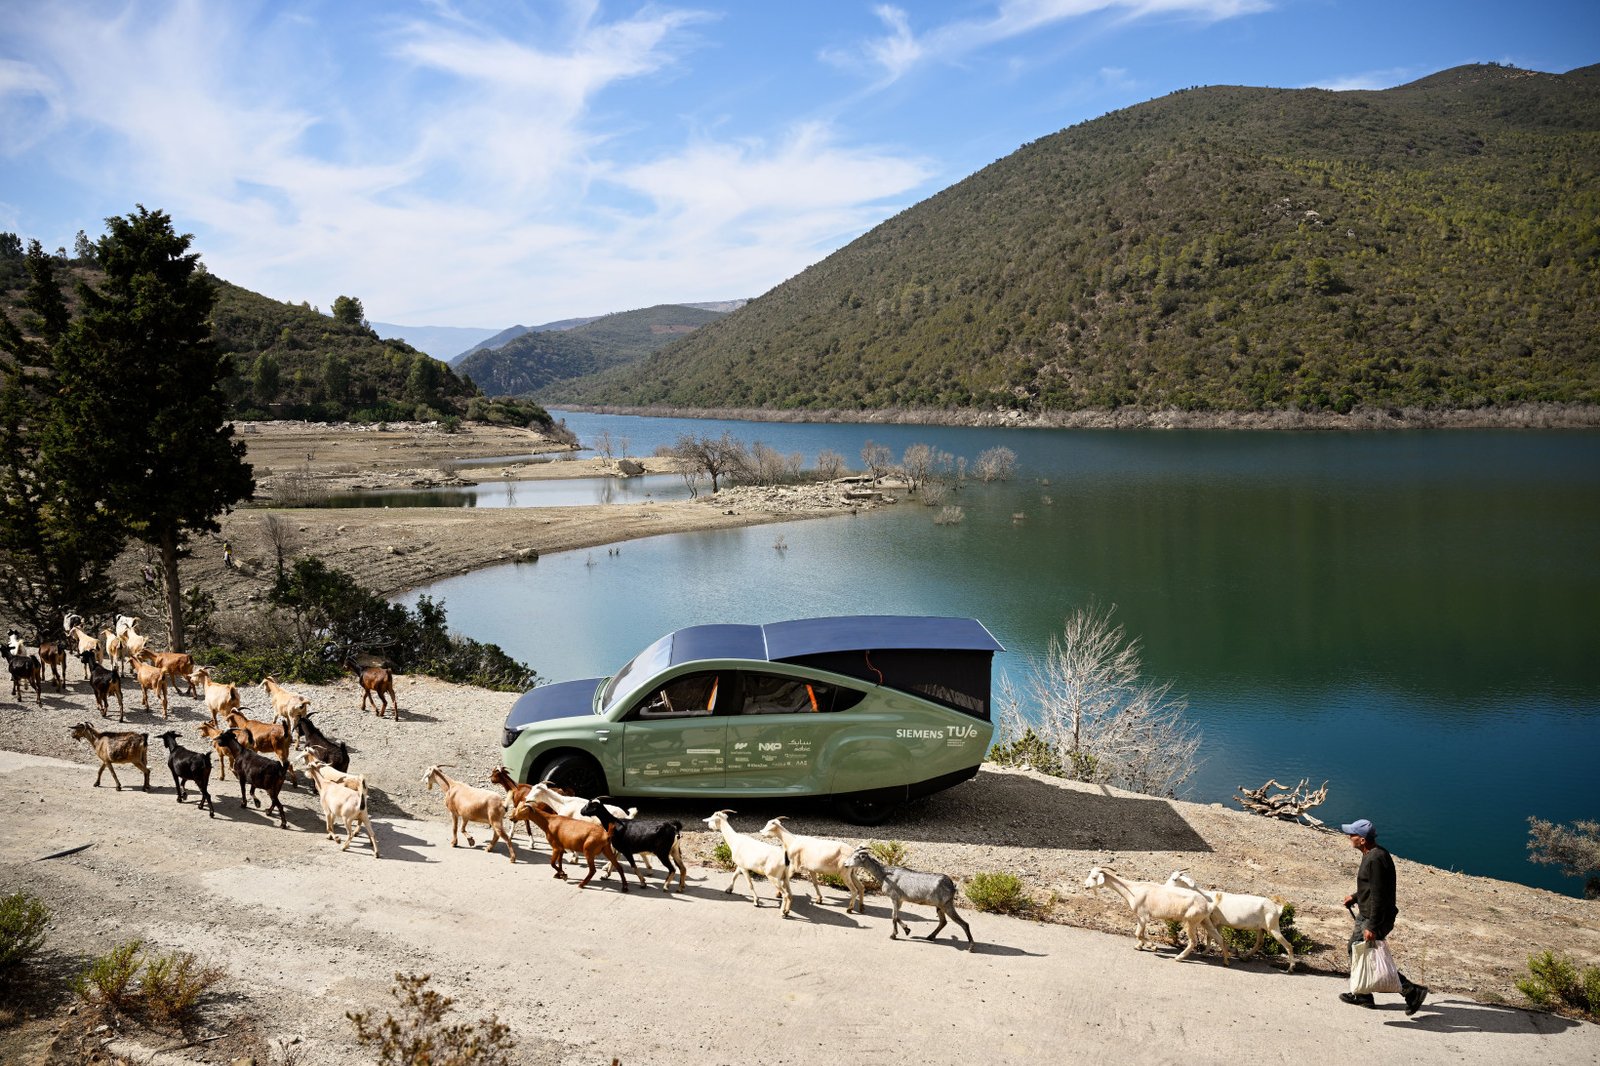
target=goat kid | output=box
[846,847,974,950]
[156,730,214,816]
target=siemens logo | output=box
[896,729,944,739]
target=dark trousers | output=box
[1349,918,1417,995]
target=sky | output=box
[1,1,1595,329]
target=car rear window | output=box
[737,672,864,715]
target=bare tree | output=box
[975,445,1018,482]
[594,429,614,463]
[1528,817,1600,898]
[670,431,748,493]
[861,440,893,485]
[902,443,935,492]
[994,601,1200,797]
[814,449,845,482]
[261,513,299,577]
[619,435,631,459]
[749,441,785,486]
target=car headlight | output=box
[501,726,521,749]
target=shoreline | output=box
[548,400,1600,431]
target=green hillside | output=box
[458,303,727,396]
[551,64,1600,414]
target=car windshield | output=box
[597,631,674,714]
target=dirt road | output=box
[2,675,1596,1064]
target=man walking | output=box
[1339,817,1428,1015]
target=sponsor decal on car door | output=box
[621,671,727,789]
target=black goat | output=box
[216,729,288,828]
[8,652,41,705]
[86,654,125,720]
[580,798,686,891]
[157,730,214,817]
[293,713,350,772]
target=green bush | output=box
[964,872,1035,916]
[0,892,50,976]
[711,841,733,870]
[74,940,145,1011]
[1218,901,1315,958]
[137,950,224,1025]
[870,841,909,866]
[349,972,515,1066]
[1517,951,1600,1018]
[986,727,1062,775]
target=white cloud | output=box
[1304,67,1423,92]
[0,1,935,325]
[829,0,1271,83]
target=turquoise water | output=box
[398,412,1600,896]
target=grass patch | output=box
[349,972,516,1066]
[0,892,50,979]
[1517,951,1600,1019]
[964,872,1036,916]
[711,841,734,870]
[815,872,849,890]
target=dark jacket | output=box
[1355,844,1399,938]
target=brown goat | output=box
[136,648,198,698]
[422,765,516,863]
[197,721,235,781]
[69,722,150,791]
[346,658,398,719]
[220,709,297,785]
[37,641,67,692]
[511,801,626,891]
[192,667,241,724]
[130,658,170,718]
[486,765,537,841]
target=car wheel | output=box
[833,795,899,826]
[538,753,606,799]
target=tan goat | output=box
[192,667,242,723]
[303,760,379,857]
[68,625,101,678]
[422,765,516,862]
[69,722,150,791]
[130,658,170,718]
[261,676,312,740]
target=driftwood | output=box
[1235,778,1330,829]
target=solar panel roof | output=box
[666,615,1002,667]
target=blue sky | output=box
[1,1,1594,328]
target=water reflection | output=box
[309,473,692,509]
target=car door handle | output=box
[595,729,611,742]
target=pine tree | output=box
[47,207,254,649]
[0,242,124,634]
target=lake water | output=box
[398,410,1600,896]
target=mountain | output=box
[370,322,501,361]
[549,64,1600,415]
[457,303,729,397]
[450,316,604,364]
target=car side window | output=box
[632,672,721,719]
[739,672,854,715]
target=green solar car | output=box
[500,615,1002,823]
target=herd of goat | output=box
[9,615,1297,965]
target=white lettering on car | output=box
[896,728,944,739]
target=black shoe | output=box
[1404,984,1428,1016]
[1339,992,1375,1007]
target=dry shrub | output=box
[349,972,516,1066]
[0,891,50,978]
[74,940,224,1027]
[965,872,1036,915]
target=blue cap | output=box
[1340,818,1375,838]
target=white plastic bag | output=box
[1350,939,1402,995]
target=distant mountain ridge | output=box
[457,303,729,396]
[549,63,1600,415]
[371,322,500,361]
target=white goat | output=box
[1083,866,1229,965]
[704,809,792,916]
[1167,871,1295,971]
[761,817,863,912]
[304,760,379,857]
[522,781,652,868]
[423,765,516,863]
[298,752,368,801]
[192,666,242,723]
